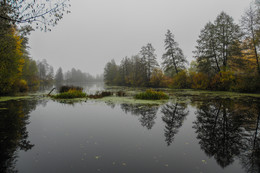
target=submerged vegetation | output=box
[135,89,169,100]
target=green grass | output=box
[52,90,86,99]
[134,89,169,100]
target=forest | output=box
[0,0,102,95]
[104,2,260,93]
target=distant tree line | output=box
[104,40,186,87]
[55,67,103,86]
[104,1,260,93]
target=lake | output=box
[0,83,259,173]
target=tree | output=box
[162,29,187,75]
[194,12,242,75]
[118,57,132,86]
[104,59,119,85]
[55,67,64,85]
[194,22,220,74]
[150,68,167,87]
[214,12,242,69]
[37,59,54,85]
[22,57,39,91]
[241,4,260,74]
[0,0,71,32]
[0,27,24,94]
[140,43,158,85]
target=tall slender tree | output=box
[55,67,64,85]
[104,59,119,85]
[140,43,158,85]
[162,29,187,75]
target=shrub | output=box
[53,89,86,99]
[171,70,191,89]
[134,89,169,100]
[210,70,235,91]
[17,79,29,93]
[190,72,209,90]
[150,68,167,88]
[59,85,83,93]
[232,74,260,93]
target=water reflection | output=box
[0,99,44,173]
[161,102,189,146]
[239,103,260,173]
[193,99,260,172]
[193,100,244,167]
[120,104,159,130]
[2,93,259,172]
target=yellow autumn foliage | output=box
[0,27,25,94]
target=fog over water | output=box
[28,0,251,75]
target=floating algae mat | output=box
[0,96,32,102]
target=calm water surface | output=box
[0,86,259,173]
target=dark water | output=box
[0,94,260,172]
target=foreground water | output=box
[0,87,260,172]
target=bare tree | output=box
[241,4,260,74]
[0,0,71,31]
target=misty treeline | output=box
[0,0,71,95]
[55,67,103,85]
[104,2,260,93]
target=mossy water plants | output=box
[52,89,87,99]
[134,89,169,100]
[88,91,113,99]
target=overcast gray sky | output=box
[28,0,252,75]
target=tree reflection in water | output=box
[239,102,260,173]
[161,102,189,146]
[0,99,45,173]
[120,104,159,130]
[193,100,244,168]
[193,99,260,172]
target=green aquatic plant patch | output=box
[59,85,83,93]
[52,89,87,99]
[134,89,169,100]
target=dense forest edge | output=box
[104,2,260,93]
